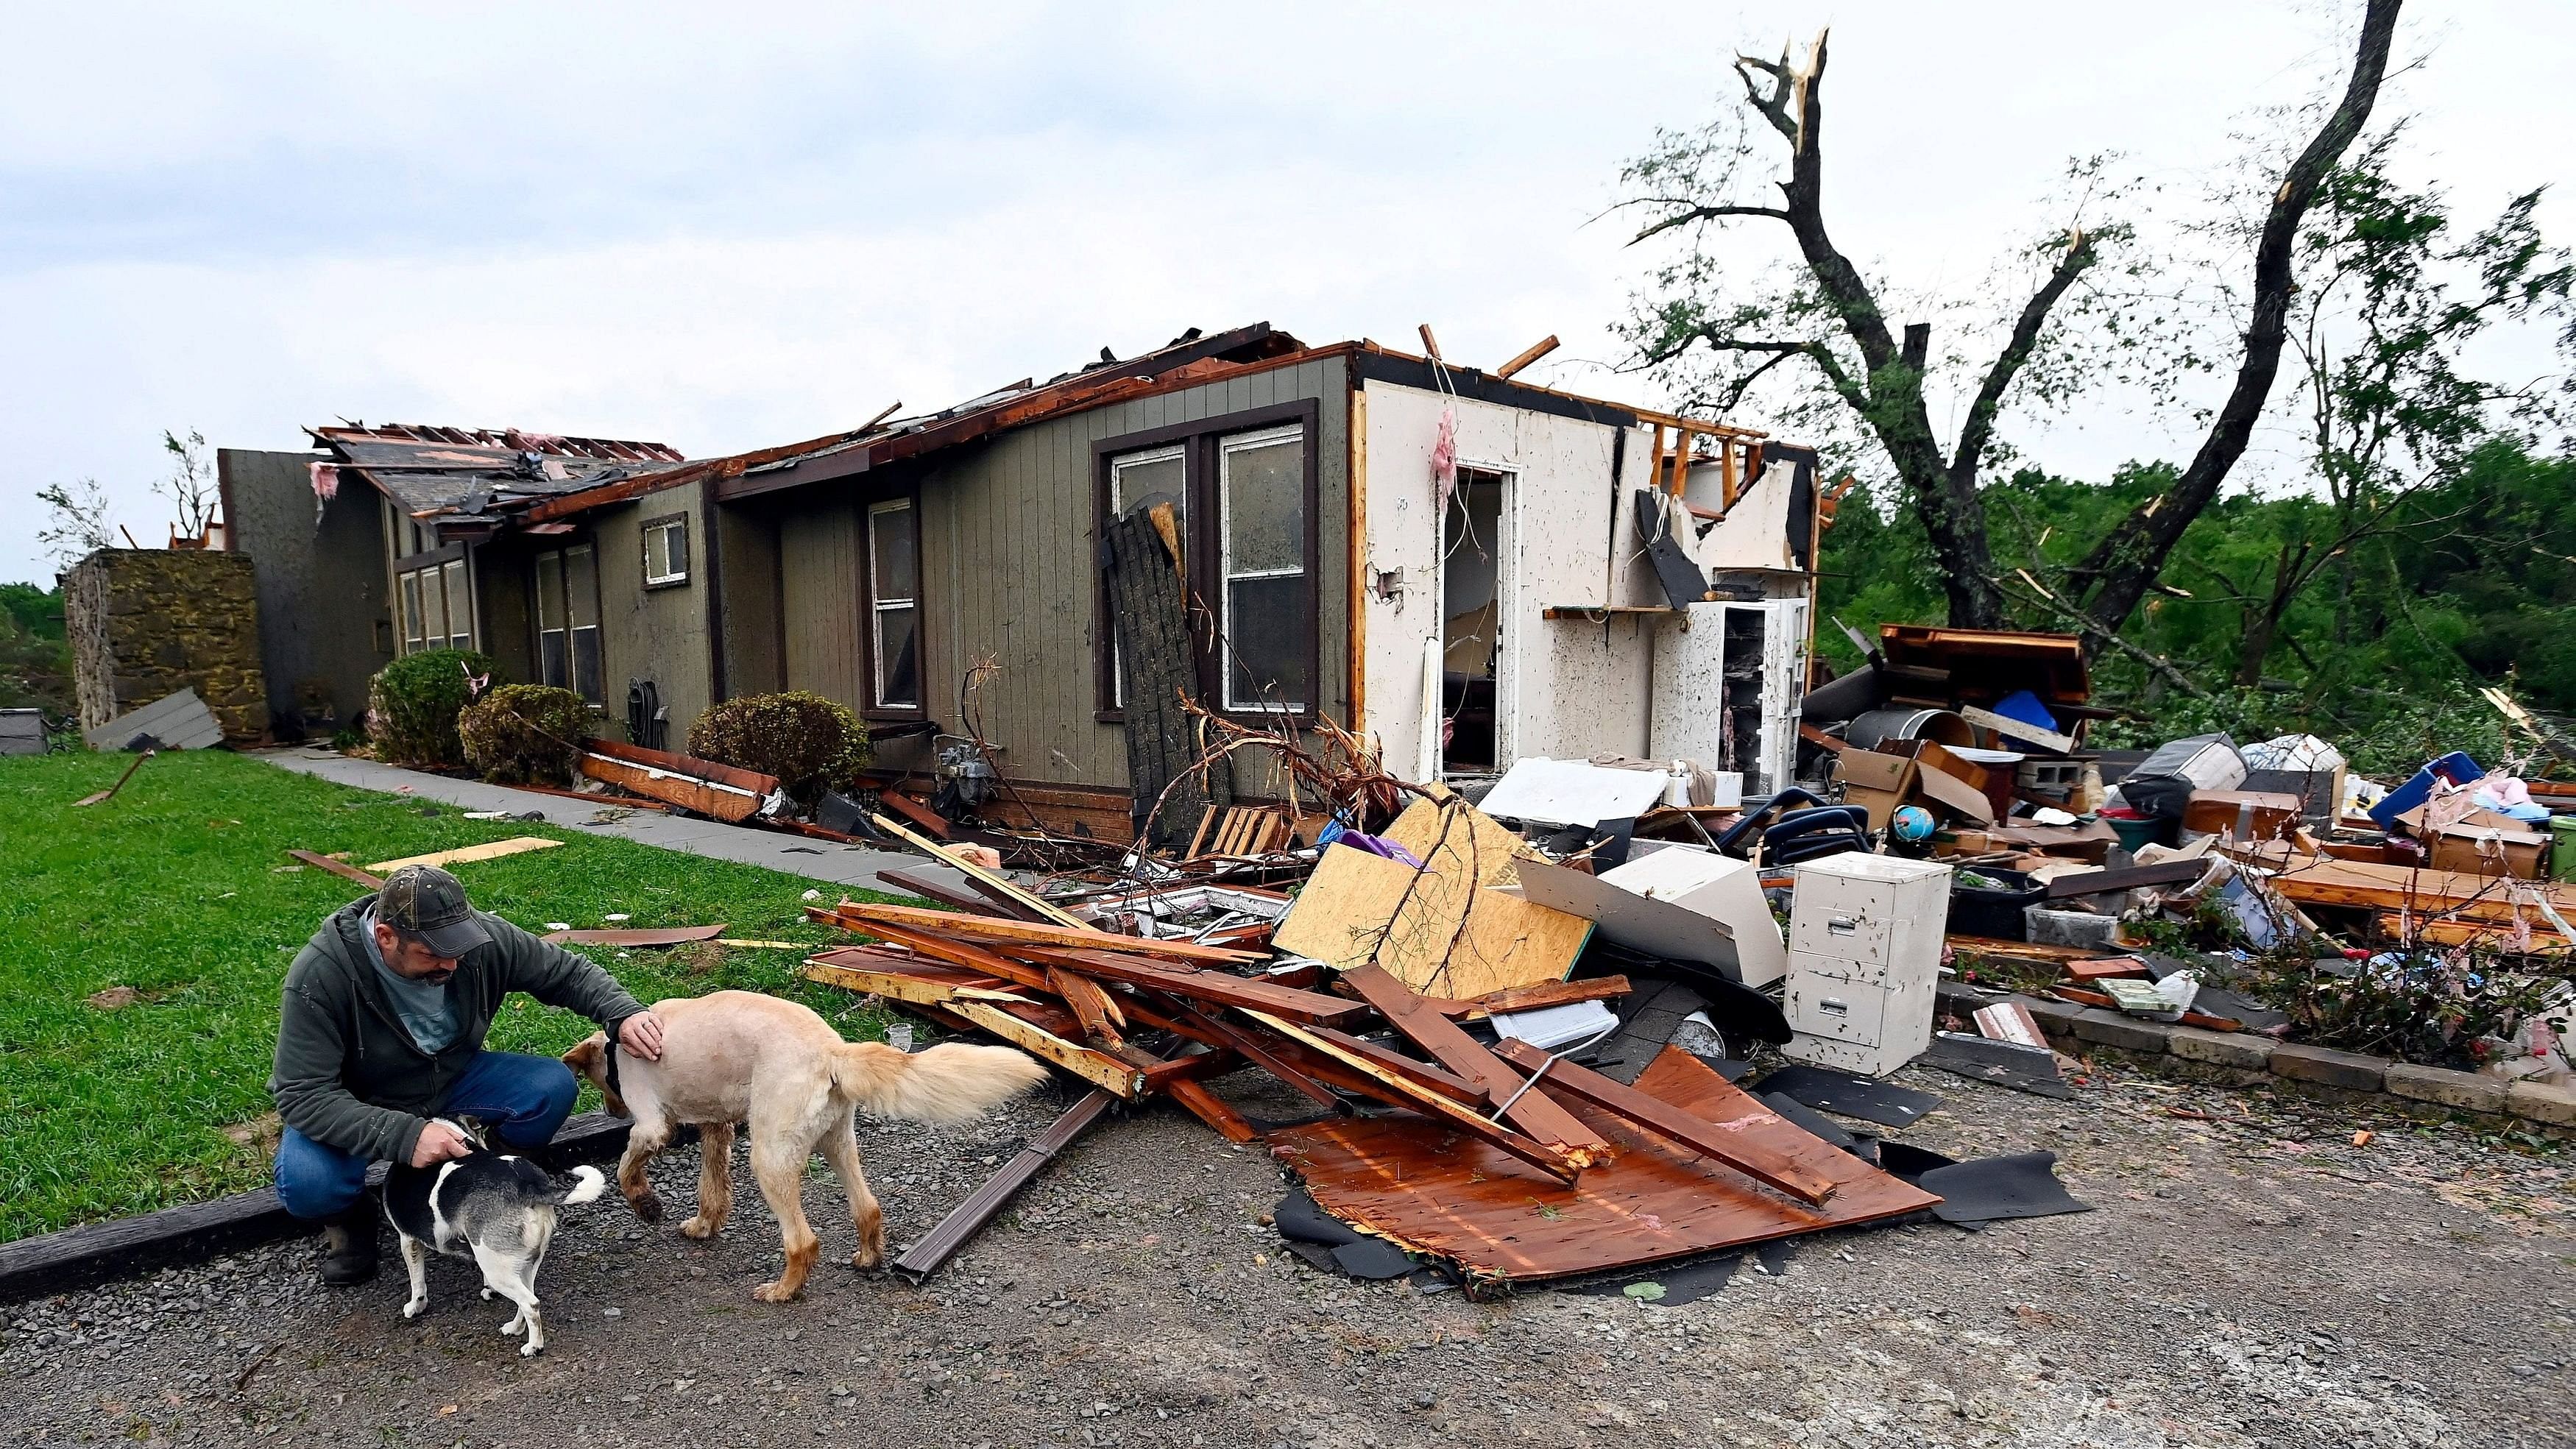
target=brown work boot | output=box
[317,1207,380,1286]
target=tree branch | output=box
[1627,202,1794,245]
[1995,572,2219,703]
[1951,229,2098,481]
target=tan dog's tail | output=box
[830,1041,1050,1124]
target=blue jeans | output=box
[273,1051,578,1219]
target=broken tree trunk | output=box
[1101,498,1230,846]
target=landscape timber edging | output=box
[0,1113,645,1305]
[2004,991,2576,1134]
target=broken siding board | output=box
[1248,1011,1584,1183]
[1271,1046,1939,1289]
[366,836,563,873]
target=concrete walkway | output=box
[257,746,919,892]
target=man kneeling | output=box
[267,863,665,1285]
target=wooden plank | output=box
[1112,993,1345,1112]
[876,789,955,839]
[1493,334,1560,381]
[2040,860,2209,898]
[1492,1038,1834,1206]
[1165,1078,1261,1143]
[1011,946,1370,1027]
[876,865,1019,918]
[1047,966,1128,1048]
[1959,704,2078,754]
[815,915,1055,993]
[830,901,1264,966]
[852,835,1082,931]
[1342,966,1615,1166]
[288,849,384,890]
[1247,1010,1583,1183]
[2268,857,2576,925]
[541,924,727,946]
[1301,1025,1487,1106]
[799,959,1033,1010]
[579,751,763,821]
[366,835,562,873]
[949,1002,1146,1099]
[1426,975,1632,1021]
[581,737,779,794]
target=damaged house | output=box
[219,323,1827,825]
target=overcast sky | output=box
[4,1,2568,584]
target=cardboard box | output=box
[2424,821,2550,879]
[1836,749,1917,832]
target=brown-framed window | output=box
[394,542,473,655]
[534,542,604,704]
[642,513,690,588]
[864,496,923,712]
[1094,400,1320,719]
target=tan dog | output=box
[563,991,1047,1301]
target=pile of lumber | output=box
[798,890,1939,1288]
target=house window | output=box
[643,514,690,587]
[1105,444,1186,707]
[534,543,604,704]
[1094,401,1317,718]
[866,498,921,710]
[394,550,473,655]
[1217,425,1309,712]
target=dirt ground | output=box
[7,1058,2575,1449]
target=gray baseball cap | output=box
[375,865,494,958]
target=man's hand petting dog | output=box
[618,1010,666,1062]
[410,1119,474,1169]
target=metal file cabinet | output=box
[1780,853,1953,1077]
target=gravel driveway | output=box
[7,1060,2574,1448]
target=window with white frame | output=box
[394,550,473,655]
[1217,425,1309,711]
[534,543,604,704]
[642,514,690,587]
[1105,444,1186,707]
[866,498,921,710]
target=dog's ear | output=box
[562,1034,605,1083]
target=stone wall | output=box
[63,548,269,743]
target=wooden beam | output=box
[579,752,764,821]
[829,900,1261,966]
[1416,323,1443,361]
[948,1001,1147,1100]
[1491,1038,1835,1206]
[1493,334,1560,381]
[1426,975,1632,1021]
[1011,945,1370,1027]
[1165,1077,1261,1143]
[1245,1010,1582,1183]
[1116,995,1345,1112]
[1301,1026,1487,1106]
[1342,966,1615,1167]
[799,959,1033,1011]
[815,916,1054,993]
[288,850,384,890]
[864,814,1089,927]
[1047,966,1128,1049]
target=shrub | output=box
[688,690,871,799]
[367,648,498,768]
[459,684,590,785]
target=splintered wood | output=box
[1271,795,1593,998]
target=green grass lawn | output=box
[0,748,902,1243]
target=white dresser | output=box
[1780,853,1953,1077]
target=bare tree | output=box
[155,428,218,541]
[36,478,114,570]
[2067,0,2404,647]
[1618,30,2171,628]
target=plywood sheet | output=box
[1271,842,1592,999]
[367,836,562,873]
[1269,1045,1939,1286]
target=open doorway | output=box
[1439,468,1508,776]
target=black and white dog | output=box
[381,1119,607,1356]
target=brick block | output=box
[2268,1042,2385,1092]
[2070,1007,2172,1054]
[2383,1063,2508,1113]
[2506,1077,2576,1127]
[2165,1024,2271,1070]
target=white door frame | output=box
[1433,461,1518,779]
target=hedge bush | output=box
[689,690,870,799]
[459,684,590,785]
[367,649,498,768]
